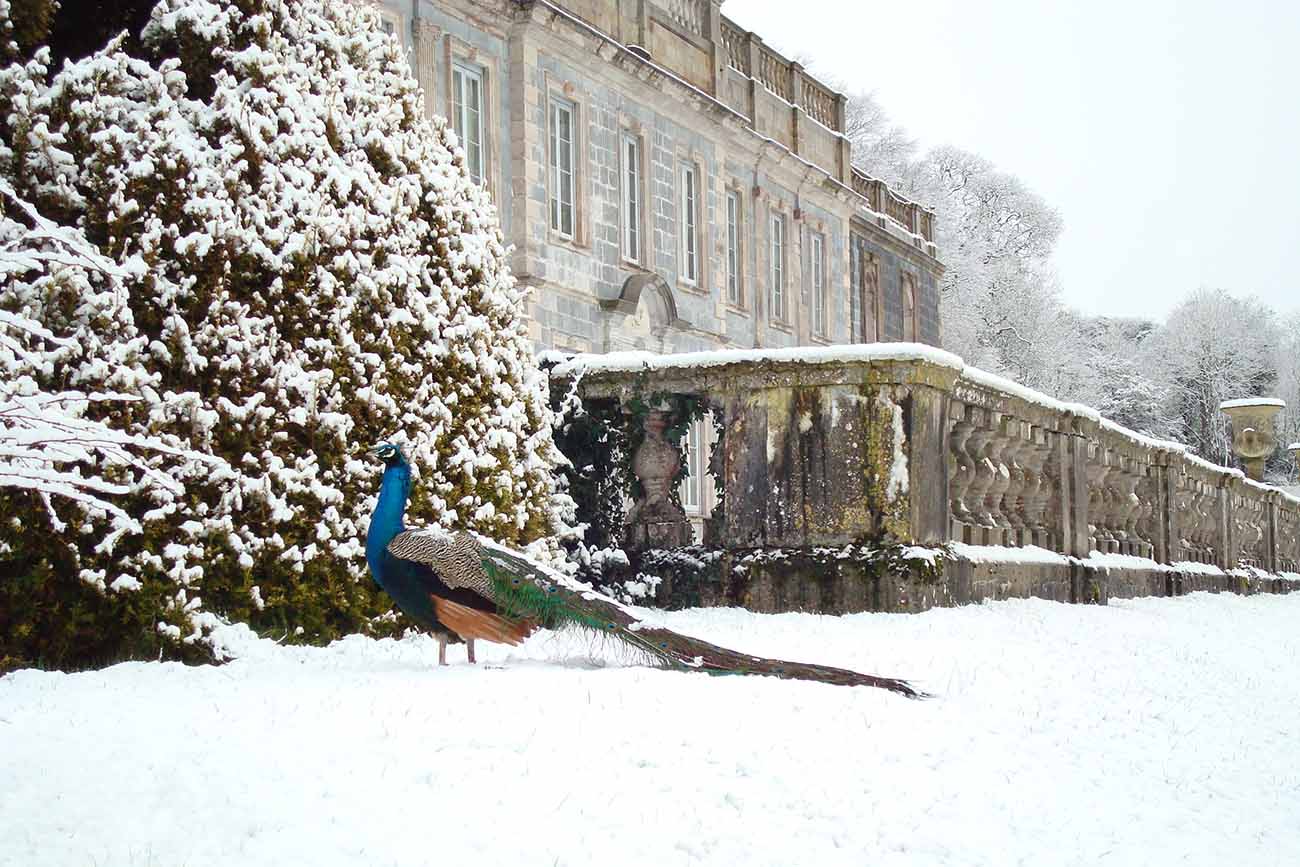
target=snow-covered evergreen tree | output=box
[0,0,571,669]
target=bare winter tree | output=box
[1154,288,1280,463]
[835,90,1291,466]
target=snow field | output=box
[2,592,1299,867]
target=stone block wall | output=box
[376,0,944,358]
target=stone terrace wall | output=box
[551,346,1300,611]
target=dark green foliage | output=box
[45,0,154,66]
[1,0,564,670]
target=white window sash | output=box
[680,165,698,284]
[681,420,702,510]
[453,64,484,186]
[622,135,640,263]
[549,99,575,238]
[770,214,785,321]
[811,233,825,335]
[726,192,740,305]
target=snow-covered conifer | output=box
[0,0,571,668]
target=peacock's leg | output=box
[437,637,447,667]
[467,639,476,665]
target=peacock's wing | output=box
[387,530,536,646]
[474,535,926,698]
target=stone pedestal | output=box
[624,410,693,550]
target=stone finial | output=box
[1219,398,1286,481]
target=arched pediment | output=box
[599,272,690,330]
[601,273,690,353]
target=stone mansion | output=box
[374,0,942,356]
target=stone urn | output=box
[624,409,693,550]
[1219,398,1285,481]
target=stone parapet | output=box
[552,346,1300,606]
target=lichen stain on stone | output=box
[862,385,910,542]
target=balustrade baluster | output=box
[1115,458,1142,556]
[947,405,976,537]
[1134,469,1157,560]
[963,410,999,540]
[1000,420,1031,544]
[1086,445,1108,553]
[1042,435,1065,553]
[984,421,1016,545]
[1019,427,1049,548]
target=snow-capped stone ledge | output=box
[1219,398,1287,410]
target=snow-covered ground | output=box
[3,593,1299,867]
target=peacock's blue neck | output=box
[366,460,411,582]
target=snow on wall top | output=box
[546,343,964,378]
[549,343,1300,506]
[1219,398,1287,410]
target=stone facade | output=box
[374,0,943,357]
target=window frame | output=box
[451,62,485,187]
[548,96,577,241]
[620,133,643,265]
[902,272,918,342]
[810,230,827,338]
[850,233,881,343]
[679,161,700,287]
[726,189,743,307]
[769,211,787,323]
[680,418,704,512]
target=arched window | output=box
[902,273,917,342]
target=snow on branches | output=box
[0,0,571,666]
[1,177,217,568]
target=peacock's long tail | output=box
[477,537,924,699]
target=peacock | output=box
[364,442,923,697]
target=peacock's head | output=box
[369,442,407,467]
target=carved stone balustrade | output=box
[550,346,1300,612]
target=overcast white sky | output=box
[724,0,1300,323]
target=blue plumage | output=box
[365,444,462,649]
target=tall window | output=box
[681,419,703,512]
[549,98,575,239]
[902,273,918,341]
[810,231,826,336]
[726,190,742,305]
[769,213,786,321]
[621,135,641,263]
[851,234,878,342]
[679,163,699,285]
[452,64,484,186]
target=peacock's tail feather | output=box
[478,537,924,698]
